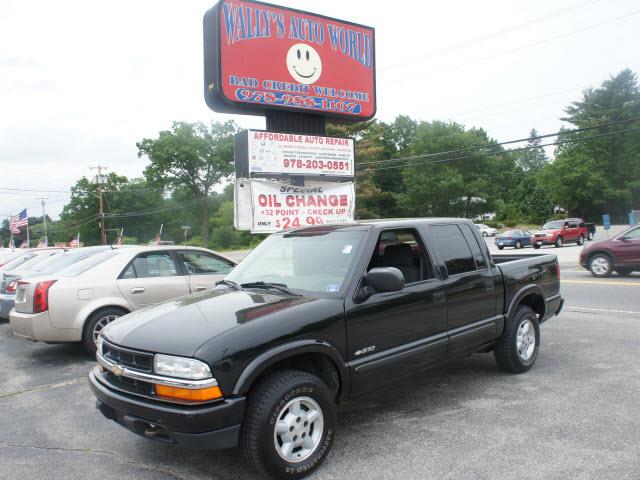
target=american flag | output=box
[10,209,27,233]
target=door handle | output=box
[193,286,207,292]
[130,287,145,294]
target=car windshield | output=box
[56,250,120,277]
[542,221,564,229]
[30,248,105,274]
[226,229,366,294]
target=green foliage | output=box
[138,121,238,243]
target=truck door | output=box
[117,251,190,309]
[346,228,447,396]
[423,223,499,357]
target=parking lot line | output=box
[562,279,640,287]
[566,306,640,315]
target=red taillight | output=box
[6,281,17,293]
[33,280,57,313]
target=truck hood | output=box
[102,288,313,357]
[532,230,557,235]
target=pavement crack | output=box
[0,377,86,399]
[0,441,195,480]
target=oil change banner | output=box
[245,180,355,233]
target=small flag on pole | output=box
[10,209,27,234]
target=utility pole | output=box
[90,165,108,245]
[40,197,48,246]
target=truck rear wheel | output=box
[494,305,540,373]
[241,370,336,479]
[577,235,585,246]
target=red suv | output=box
[580,224,640,277]
[531,219,588,249]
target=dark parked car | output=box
[580,224,640,277]
[90,218,563,479]
[495,229,533,249]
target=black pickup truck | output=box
[89,218,563,479]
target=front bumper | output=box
[89,369,245,450]
[532,237,555,246]
[9,309,80,342]
[0,293,14,319]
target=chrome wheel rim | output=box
[557,238,563,247]
[591,257,610,275]
[93,315,119,344]
[516,319,536,361]
[273,396,324,463]
[516,241,521,249]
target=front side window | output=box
[429,225,476,276]
[122,252,179,279]
[621,226,640,240]
[179,251,234,275]
[367,229,434,284]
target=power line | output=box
[381,0,600,71]
[356,116,640,168]
[383,10,640,86]
[360,127,640,173]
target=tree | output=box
[517,129,548,172]
[547,69,640,220]
[138,121,237,244]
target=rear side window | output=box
[460,224,488,270]
[178,251,234,275]
[121,252,179,279]
[429,225,476,275]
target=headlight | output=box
[154,354,212,380]
[546,233,554,237]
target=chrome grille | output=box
[102,341,153,372]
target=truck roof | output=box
[277,218,471,235]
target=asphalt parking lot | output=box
[1,237,639,479]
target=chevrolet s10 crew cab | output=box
[89,218,564,479]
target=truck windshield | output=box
[542,221,564,229]
[226,229,366,294]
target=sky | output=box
[1,0,639,220]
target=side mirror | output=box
[365,267,405,293]
[354,267,405,304]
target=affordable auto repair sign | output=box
[246,180,355,232]
[204,0,376,120]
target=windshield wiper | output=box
[215,279,241,291]
[239,281,300,296]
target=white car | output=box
[475,223,499,237]
[10,246,236,352]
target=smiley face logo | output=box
[286,43,322,85]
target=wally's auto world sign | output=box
[204,0,376,120]
[235,180,355,232]
[235,130,355,177]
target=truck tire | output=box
[577,235,585,246]
[82,307,128,354]
[515,241,522,249]
[588,253,613,278]
[494,305,540,374]
[241,370,336,479]
[554,236,563,248]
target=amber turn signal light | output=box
[155,384,223,402]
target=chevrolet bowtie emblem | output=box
[110,364,124,377]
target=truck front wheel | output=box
[494,305,540,373]
[241,370,336,479]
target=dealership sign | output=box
[235,180,355,232]
[235,129,354,178]
[204,0,376,120]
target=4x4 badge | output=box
[354,346,376,356]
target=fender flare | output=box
[232,339,350,400]
[506,284,546,320]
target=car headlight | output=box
[546,233,554,237]
[154,354,212,380]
